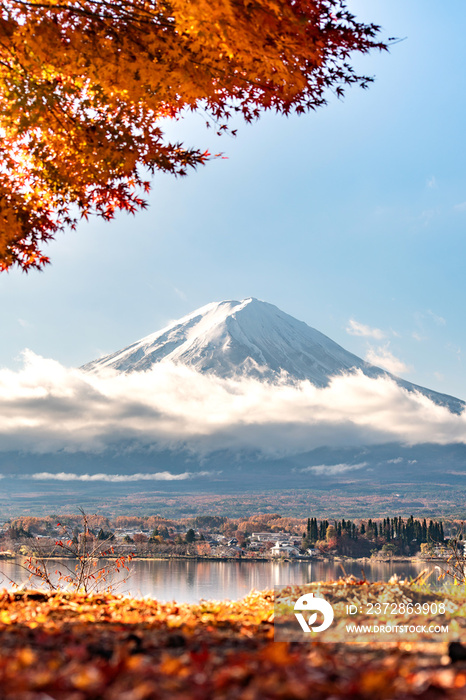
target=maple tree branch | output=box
[5,0,174,27]
[0,0,388,270]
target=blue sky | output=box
[1,0,466,399]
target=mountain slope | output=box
[82,298,464,414]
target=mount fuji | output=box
[82,297,464,414]
[2,298,466,514]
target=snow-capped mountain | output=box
[82,297,464,414]
[1,297,464,512]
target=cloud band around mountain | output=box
[0,350,465,458]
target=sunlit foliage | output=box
[0,583,464,698]
[0,0,386,270]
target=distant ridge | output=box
[82,297,464,414]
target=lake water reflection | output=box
[0,558,442,603]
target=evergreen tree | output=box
[186,529,196,543]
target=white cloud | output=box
[18,319,32,329]
[414,310,446,331]
[173,287,188,301]
[29,471,214,482]
[346,319,385,340]
[447,343,462,363]
[427,310,446,326]
[387,457,403,464]
[427,176,437,189]
[365,345,409,375]
[299,462,368,475]
[0,351,465,460]
[454,202,466,212]
[420,209,438,225]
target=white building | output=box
[251,532,289,543]
[271,541,300,557]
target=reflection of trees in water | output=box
[185,560,196,590]
[0,559,443,599]
[0,560,29,588]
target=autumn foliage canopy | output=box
[0,0,386,271]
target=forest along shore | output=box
[0,513,453,562]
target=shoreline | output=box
[0,553,438,564]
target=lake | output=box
[0,557,444,602]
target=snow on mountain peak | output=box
[81,297,366,383]
[81,298,464,414]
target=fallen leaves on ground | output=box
[0,582,465,699]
